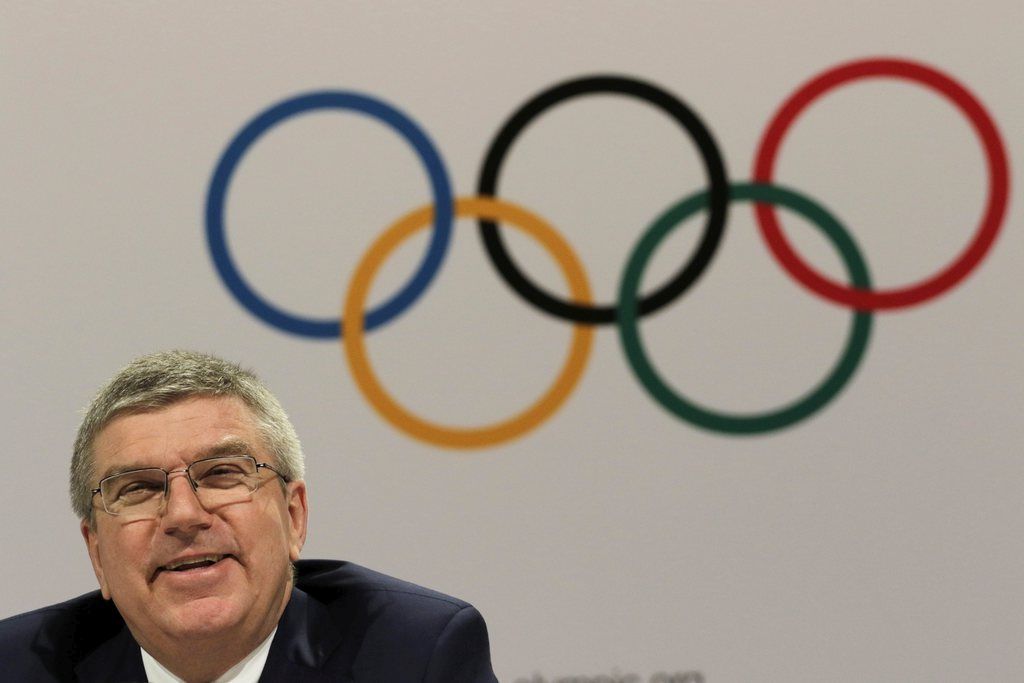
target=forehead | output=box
[93,396,264,474]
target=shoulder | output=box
[0,591,124,680]
[295,559,476,637]
[291,560,497,682]
[296,558,472,613]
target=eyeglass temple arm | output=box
[256,462,289,482]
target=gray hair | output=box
[70,350,304,521]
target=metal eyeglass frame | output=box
[90,454,289,516]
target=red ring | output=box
[753,57,1010,310]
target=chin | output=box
[163,596,247,637]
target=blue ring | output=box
[205,91,453,338]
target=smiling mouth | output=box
[158,554,232,574]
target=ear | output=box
[284,481,308,563]
[80,519,112,600]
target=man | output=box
[0,350,498,682]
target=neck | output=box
[147,631,268,682]
[144,626,276,683]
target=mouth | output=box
[156,554,233,577]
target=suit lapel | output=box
[258,587,348,682]
[73,624,147,683]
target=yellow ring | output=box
[342,196,594,449]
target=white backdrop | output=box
[2,3,1022,681]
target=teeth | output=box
[163,554,225,571]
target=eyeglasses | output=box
[90,455,288,519]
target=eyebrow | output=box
[197,437,253,459]
[97,437,256,481]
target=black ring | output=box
[476,75,730,324]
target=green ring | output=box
[617,182,873,434]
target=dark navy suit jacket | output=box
[0,559,498,682]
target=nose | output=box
[160,471,213,533]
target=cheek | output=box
[102,524,156,565]
[98,528,156,591]
[232,502,293,566]
[226,502,277,543]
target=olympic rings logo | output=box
[205,57,1010,447]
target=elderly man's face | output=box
[80,396,307,652]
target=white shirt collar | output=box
[140,627,277,683]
